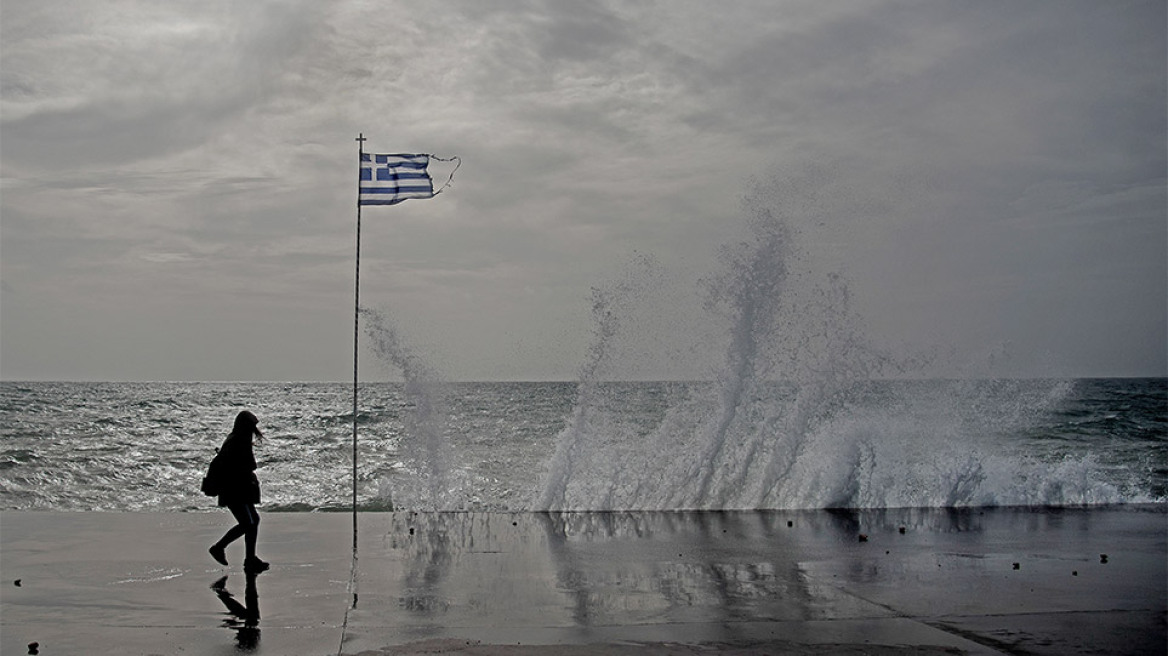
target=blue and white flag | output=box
[359,153,434,206]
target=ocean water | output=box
[0,377,1163,512]
[3,174,1164,514]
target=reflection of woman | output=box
[211,573,260,650]
[208,411,269,573]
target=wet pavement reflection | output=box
[357,509,976,636]
[344,506,1165,652]
[211,572,260,650]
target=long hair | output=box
[231,410,263,443]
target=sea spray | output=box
[682,176,893,509]
[690,200,790,507]
[360,307,457,510]
[764,378,1123,508]
[537,254,662,511]
[536,171,894,510]
[535,170,1133,510]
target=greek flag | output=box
[359,153,434,206]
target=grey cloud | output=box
[1,1,330,169]
[1,1,1163,380]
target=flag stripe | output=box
[375,172,429,181]
[362,194,432,203]
[358,155,430,169]
[360,186,433,194]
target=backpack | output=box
[200,450,224,496]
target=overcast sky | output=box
[2,0,1164,382]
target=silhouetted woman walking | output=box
[208,410,269,573]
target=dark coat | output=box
[215,432,260,507]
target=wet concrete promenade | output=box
[2,507,1165,655]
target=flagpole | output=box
[353,133,366,556]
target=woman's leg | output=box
[212,503,265,570]
[238,504,260,561]
[210,504,248,565]
[217,522,246,547]
[215,504,256,552]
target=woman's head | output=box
[232,410,263,442]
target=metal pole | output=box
[353,133,366,556]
